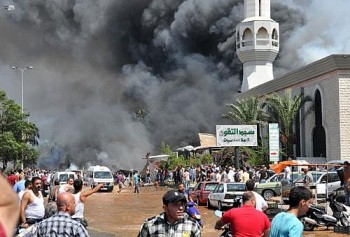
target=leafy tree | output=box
[263,92,313,160]
[223,96,267,125]
[222,96,268,167]
[0,90,40,169]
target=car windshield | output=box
[94,171,112,179]
[311,172,323,182]
[204,183,218,191]
[227,183,245,191]
[59,174,75,182]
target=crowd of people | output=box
[1,160,347,237]
[0,168,103,236]
[149,163,273,189]
[137,181,312,237]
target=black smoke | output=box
[0,0,310,169]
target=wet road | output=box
[84,186,348,237]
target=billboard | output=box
[269,123,280,162]
[216,125,258,147]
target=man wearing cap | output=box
[138,190,201,237]
[344,161,350,205]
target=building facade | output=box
[236,55,350,161]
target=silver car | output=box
[207,182,246,211]
[282,171,341,203]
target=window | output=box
[256,27,269,46]
[216,184,224,193]
[272,29,278,47]
[242,28,253,47]
[205,183,219,191]
[331,173,340,182]
[94,171,112,179]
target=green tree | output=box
[223,96,267,125]
[222,96,268,167]
[263,92,313,160]
[0,91,40,169]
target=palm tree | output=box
[222,96,269,166]
[263,93,313,160]
[222,96,267,125]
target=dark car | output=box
[189,181,219,205]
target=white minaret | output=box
[236,0,279,92]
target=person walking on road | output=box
[133,171,140,194]
[138,190,201,237]
[269,186,312,237]
[215,191,270,237]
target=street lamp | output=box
[12,66,34,115]
[2,5,15,11]
[12,66,34,169]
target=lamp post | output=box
[12,66,34,170]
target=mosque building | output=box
[235,0,350,162]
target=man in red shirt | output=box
[6,171,17,186]
[215,191,270,237]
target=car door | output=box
[209,184,220,208]
[194,183,202,200]
[211,184,224,207]
[328,172,341,193]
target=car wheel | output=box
[195,197,200,206]
[218,201,223,211]
[300,216,315,231]
[262,189,275,200]
[207,199,212,209]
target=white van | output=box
[49,171,77,200]
[87,165,114,191]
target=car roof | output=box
[310,171,336,174]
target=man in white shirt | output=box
[227,167,235,182]
[245,179,268,212]
[284,166,291,179]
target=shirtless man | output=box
[20,177,45,228]
[59,177,75,194]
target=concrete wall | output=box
[339,74,350,160]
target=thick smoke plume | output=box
[0,0,348,170]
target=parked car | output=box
[282,171,341,203]
[207,182,246,210]
[254,172,304,200]
[189,181,219,205]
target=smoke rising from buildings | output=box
[0,0,348,169]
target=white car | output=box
[207,182,246,210]
[282,171,341,203]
